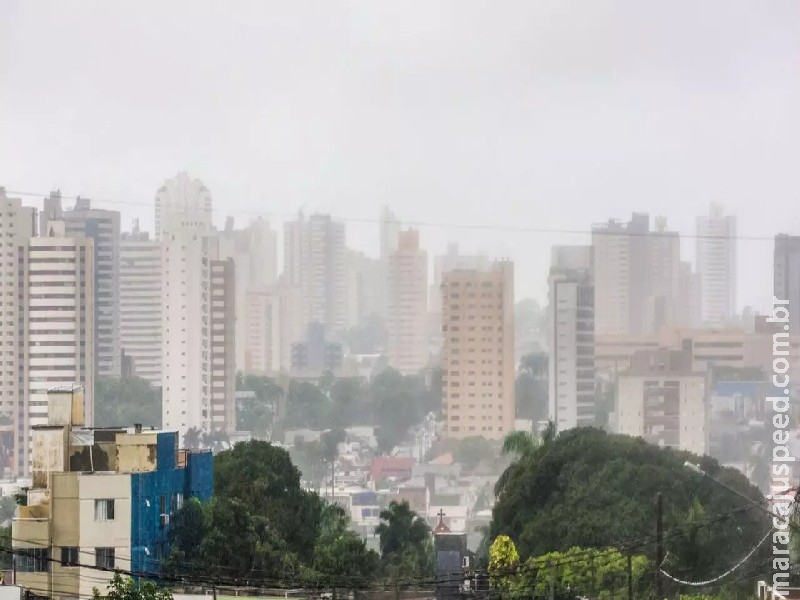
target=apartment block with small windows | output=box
[12,389,212,600]
[441,261,515,440]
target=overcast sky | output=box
[1,1,798,307]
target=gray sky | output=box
[1,1,798,307]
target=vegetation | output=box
[452,436,496,470]
[376,500,434,579]
[494,422,554,497]
[235,373,282,438]
[95,376,161,428]
[515,352,548,422]
[166,441,378,584]
[93,573,172,600]
[490,428,770,585]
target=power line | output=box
[1,188,779,241]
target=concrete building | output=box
[647,217,680,333]
[291,322,343,373]
[0,189,36,475]
[17,222,95,475]
[547,246,595,431]
[697,203,737,326]
[774,234,800,335]
[441,261,515,440]
[210,259,236,432]
[217,217,278,373]
[387,229,429,374]
[12,390,212,600]
[378,206,401,319]
[616,348,707,455]
[120,223,162,386]
[283,213,347,336]
[592,214,649,336]
[154,172,213,241]
[41,194,121,377]
[161,212,235,438]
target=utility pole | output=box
[655,493,663,600]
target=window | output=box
[160,495,169,527]
[18,548,49,572]
[96,548,115,569]
[94,499,115,521]
[61,546,79,567]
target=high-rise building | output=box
[42,197,121,377]
[616,348,707,455]
[677,261,701,329]
[161,210,234,437]
[210,258,236,432]
[547,246,595,431]
[387,230,428,374]
[646,217,680,333]
[0,189,36,475]
[283,213,347,336]
[120,222,162,386]
[154,172,213,241]
[17,221,94,474]
[774,234,800,335]
[592,214,649,335]
[441,261,515,441]
[696,203,737,326]
[217,217,278,373]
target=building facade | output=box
[13,390,212,600]
[41,194,121,377]
[616,348,707,455]
[696,203,737,327]
[154,172,213,241]
[210,259,236,432]
[547,246,595,431]
[17,222,95,475]
[441,261,515,441]
[387,229,428,374]
[774,234,800,335]
[120,225,162,386]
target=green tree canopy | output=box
[490,428,769,583]
[453,436,496,471]
[93,573,172,600]
[375,500,433,579]
[95,376,161,428]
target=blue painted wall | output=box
[130,433,213,577]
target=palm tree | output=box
[375,500,432,577]
[494,421,555,497]
[183,427,202,450]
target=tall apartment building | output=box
[17,222,94,475]
[217,217,278,373]
[774,234,800,335]
[120,223,162,386]
[647,217,680,333]
[547,246,595,431]
[154,172,213,240]
[41,193,121,377]
[161,212,235,437]
[13,390,212,599]
[387,230,428,374]
[697,203,737,326]
[616,348,707,455]
[283,213,347,336]
[378,206,401,319]
[441,261,515,441]
[210,258,236,431]
[0,189,36,475]
[592,214,649,335]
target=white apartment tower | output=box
[41,194,121,377]
[387,229,428,374]
[18,222,94,474]
[120,223,162,385]
[696,203,737,326]
[154,172,213,241]
[441,261,515,441]
[210,258,236,431]
[0,189,36,475]
[547,246,595,431]
[283,213,347,337]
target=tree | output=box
[321,427,346,463]
[515,352,548,421]
[488,535,519,597]
[375,500,433,578]
[0,495,16,523]
[371,369,424,454]
[454,436,495,471]
[331,377,368,427]
[311,504,380,585]
[95,376,161,428]
[285,381,333,429]
[490,428,770,584]
[494,423,554,497]
[183,427,201,450]
[93,573,172,600]
[235,374,280,438]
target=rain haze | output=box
[2,0,798,306]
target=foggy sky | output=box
[1,1,798,308]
